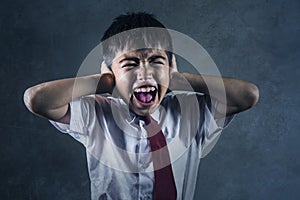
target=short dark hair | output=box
[101,12,173,66]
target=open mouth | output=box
[133,85,157,104]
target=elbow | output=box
[23,87,34,113]
[23,85,45,114]
[244,83,259,109]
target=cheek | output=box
[155,68,170,87]
[112,68,125,83]
[119,71,134,84]
[114,70,135,93]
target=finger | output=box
[100,61,112,74]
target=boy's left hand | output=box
[170,54,178,73]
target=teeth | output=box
[134,86,156,93]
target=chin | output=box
[130,101,159,116]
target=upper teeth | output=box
[134,86,156,93]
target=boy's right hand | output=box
[97,61,115,94]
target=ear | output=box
[100,61,113,74]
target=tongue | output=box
[137,92,153,103]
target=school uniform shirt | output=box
[50,92,234,200]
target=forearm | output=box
[181,72,259,111]
[24,73,114,119]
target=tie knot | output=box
[140,115,151,125]
[134,114,151,126]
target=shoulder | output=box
[75,94,112,107]
[68,95,115,120]
[162,91,208,106]
[160,92,210,121]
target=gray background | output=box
[1,0,299,199]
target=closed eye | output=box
[148,55,166,65]
[120,57,140,68]
[152,61,164,64]
[122,63,139,68]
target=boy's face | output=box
[110,48,170,116]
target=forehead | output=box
[113,48,168,62]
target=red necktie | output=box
[142,116,177,200]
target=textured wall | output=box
[0,0,299,199]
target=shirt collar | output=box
[108,96,161,126]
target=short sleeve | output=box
[196,94,235,158]
[49,96,94,146]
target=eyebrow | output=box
[119,57,139,63]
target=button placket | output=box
[138,120,151,170]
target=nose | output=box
[137,63,153,81]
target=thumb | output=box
[100,61,113,74]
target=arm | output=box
[181,73,259,116]
[23,73,115,124]
[169,55,259,116]
[169,70,259,117]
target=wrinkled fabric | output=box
[50,92,234,200]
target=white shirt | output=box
[50,92,234,200]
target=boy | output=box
[24,12,259,200]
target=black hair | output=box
[101,12,173,66]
